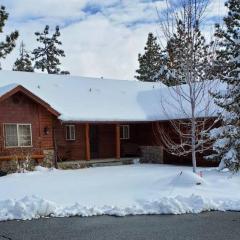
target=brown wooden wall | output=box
[120,121,218,166]
[98,124,116,159]
[120,123,156,157]
[54,123,117,161]
[54,122,157,161]
[53,120,218,166]
[0,92,55,156]
[155,121,219,167]
[54,122,86,160]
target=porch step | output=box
[91,161,123,167]
[58,158,139,169]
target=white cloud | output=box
[1,0,226,80]
[2,0,87,20]
[60,13,156,79]
[206,0,228,18]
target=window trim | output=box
[120,125,130,140]
[65,125,76,141]
[4,123,33,148]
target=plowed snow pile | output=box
[0,164,239,221]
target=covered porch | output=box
[55,122,155,162]
[84,123,122,160]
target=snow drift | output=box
[1,194,240,221]
[0,165,239,221]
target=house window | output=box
[66,125,76,141]
[120,125,130,140]
[4,124,32,147]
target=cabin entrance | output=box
[90,125,99,159]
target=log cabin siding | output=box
[155,121,219,167]
[120,123,156,157]
[54,123,117,161]
[97,124,116,159]
[54,122,86,161]
[0,92,55,156]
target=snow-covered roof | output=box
[0,70,223,122]
[0,70,166,122]
[0,83,18,97]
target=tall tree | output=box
[0,5,19,69]
[207,0,240,171]
[32,25,69,74]
[13,41,34,72]
[135,32,165,82]
[164,19,210,86]
[155,0,216,173]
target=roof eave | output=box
[0,85,60,117]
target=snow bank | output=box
[169,171,207,187]
[1,194,240,221]
[34,166,53,172]
[0,165,239,221]
[0,196,57,221]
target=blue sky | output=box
[1,0,226,80]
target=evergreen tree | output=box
[135,33,165,82]
[13,41,34,72]
[0,5,19,69]
[208,0,240,171]
[32,25,69,74]
[163,20,210,86]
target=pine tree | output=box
[13,41,34,72]
[32,25,69,74]
[0,5,19,69]
[164,20,210,86]
[208,0,240,171]
[135,33,165,83]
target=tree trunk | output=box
[191,89,197,173]
[191,118,197,173]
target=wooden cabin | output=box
[0,85,59,167]
[0,71,219,172]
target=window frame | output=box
[65,125,76,141]
[120,125,130,140]
[4,123,33,148]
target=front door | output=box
[90,125,99,159]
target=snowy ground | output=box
[0,164,240,221]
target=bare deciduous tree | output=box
[154,0,219,173]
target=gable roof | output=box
[0,84,18,97]
[0,70,224,122]
[0,70,166,122]
[0,84,60,117]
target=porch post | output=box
[115,124,120,159]
[85,123,90,160]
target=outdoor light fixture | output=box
[44,127,49,135]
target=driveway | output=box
[0,212,240,240]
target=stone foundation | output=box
[0,149,55,174]
[0,160,18,173]
[0,158,36,173]
[140,146,164,164]
[42,149,55,168]
[58,161,88,170]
